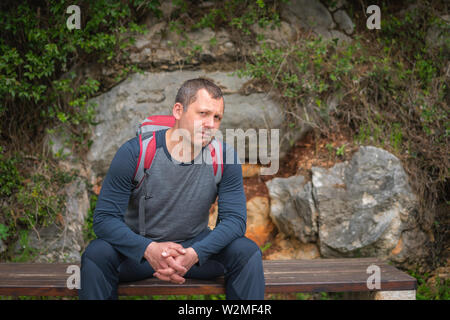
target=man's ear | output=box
[172,102,184,120]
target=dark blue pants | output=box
[78,228,265,300]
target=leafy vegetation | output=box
[0,0,160,260]
[408,269,450,300]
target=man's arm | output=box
[92,138,153,264]
[93,138,187,276]
[191,143,247,266]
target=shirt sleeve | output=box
[191,142,247,266]
[92,138,152,264]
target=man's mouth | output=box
[200,131,212,138]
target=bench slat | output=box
[0,258,417,296]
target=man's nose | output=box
[204,116,215,128]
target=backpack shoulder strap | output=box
[133,115,175,188]
[132,132,156,188]
[137,115,176,135]
[208,138,224,185]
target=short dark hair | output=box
[175,78,224,111]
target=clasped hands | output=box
[144,241,198,284]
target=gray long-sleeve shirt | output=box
[92,129,247,266]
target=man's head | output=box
[172,78,224,147]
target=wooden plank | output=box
[0,259,417,296]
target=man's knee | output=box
[81,238,117,268]
[223,237,262,268]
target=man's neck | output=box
[165,127,202,163]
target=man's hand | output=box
[154,247,199,282]
[144,242,187,284]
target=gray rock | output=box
[327,0,347,11]
[160,0,177,19]
[320,29,353,44]
[23,177,89,263]
[281,0,355,43]
[333,10,354,34]
[251,21,296,47]
[313,146,419,259]
[0,239,6,254]
[425,15,450,49]
[282,0,336,31]
[266,175,318,243]
[130,27,236,68]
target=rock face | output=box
[122,0,355,69]
[265,232,320,260]
[129,26,238,69]
[22,177,89,263]
[281,0,353,43]
[333,10,355,35]
[245,196,275,247]
[266,146,426,265]
[283,0,336,31]
[87,70,287,176]
[208,196,274,247]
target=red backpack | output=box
[132,115,224,189]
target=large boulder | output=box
[282,0,336,31]
[265,145,428,267]
[313,146,422,260]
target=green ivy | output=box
[0,0,160,151]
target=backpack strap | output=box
[208,138,224,185]
[134,132,156,236]
[137,115,176,135]
[132,133,155,189]
[133,115,175,187]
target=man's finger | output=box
[154,271,184,284]
[159,259,169,270]
[166,256,187,274]
[162,248,183,258]
[169,273,185,284]
[156,267,176,276]
[153,272,171,282]
[168,243,187,255]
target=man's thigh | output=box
[118,256,155,283]
[184,259,225,280]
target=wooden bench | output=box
[0,258,417,299]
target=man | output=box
[79,78,265,300]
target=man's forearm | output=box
[93,211,152,264]
[191,214,246,266]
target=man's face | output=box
[176,88,224,147]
